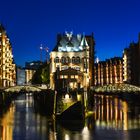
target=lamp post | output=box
[39,44,49,63]
[40,44,43,63]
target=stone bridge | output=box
[3,85,48,93]
[92,84,140,93]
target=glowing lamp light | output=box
[77,94,81,101]
[82,126,89,134]
[65,134,70,140]
[65,94,70,99]
[40,46,43,50]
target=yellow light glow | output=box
[77,94,81,101]
[65,94,70,99]
[65,134,70,140]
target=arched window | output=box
[54,57,59,63]
[72,57,76,64]
[66,57,70,63]
[76,57,80,64]
[72,56,80,64]
[61,57,66,64]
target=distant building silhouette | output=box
[25,61,42,70]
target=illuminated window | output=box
[75,75,78,78]
[60,75,64,79]
[64,75,68,78]
[71,75,74,78]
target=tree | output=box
[41,63,50,84]
[31,62,50,85]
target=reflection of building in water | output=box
[94,95,140,130]
[0,105,14,140]
[122,101,128,130]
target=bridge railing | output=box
[4,85,42,93]
[91,84,140,93]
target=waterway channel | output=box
[0,93,140,140]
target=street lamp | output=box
[40,44,43,63]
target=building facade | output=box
[123,48,131,84]
[123,34,140,86]
[16,66,26,85]
[50,32,95,90]
[94,57,123,86]
[25,69,36,84]
[0,24,16,87]
[25,61,42,84]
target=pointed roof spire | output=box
[80,34,88,47]
[95,57,100,63]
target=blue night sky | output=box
[0,0,140,66]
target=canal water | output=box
[0,93,140,140]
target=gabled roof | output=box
[54,33,81,51]
[52,32,94,52]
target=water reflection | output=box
[94,94,140,130]
[0,93,140,140]
[0,104,14,140]
[0,94,55,140]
